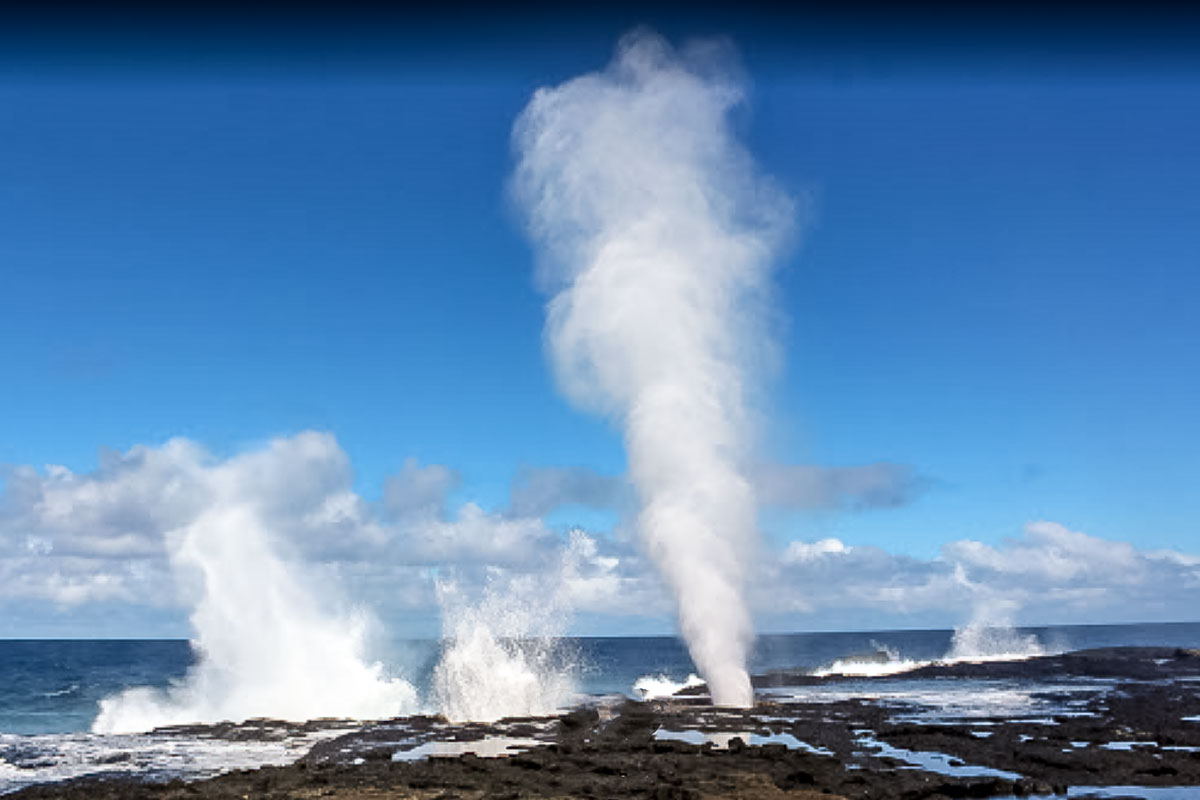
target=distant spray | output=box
[512,30,793,706]
[433,575,576,723]
[946,566,1044,662]
[93,436,415,733]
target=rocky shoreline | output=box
[7,647,1200,800]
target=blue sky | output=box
[1,7,1198,636]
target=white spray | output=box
[93,434,416,733]
[433,575,576,723]
[945,566,1044,662]
[512,30,793,706]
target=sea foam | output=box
[433,578,576,723]
[633,673,705,700]
[813,627,1047,679]
[94,455,416,733]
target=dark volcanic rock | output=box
[8,647,1200,800]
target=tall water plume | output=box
[93,434,416,733]
[511,30,793,706]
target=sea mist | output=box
[511,30,793,706]
[93,434,415,733]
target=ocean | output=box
[1,622,1198,795]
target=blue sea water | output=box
[3,622,1198,736]
[0,622,1198,794]
[571,621,1200,697]
[0,640,192,736]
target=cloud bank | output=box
[1,432,1195,639]
[758,521,1200,629]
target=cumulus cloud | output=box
[2,432,1194,634]
[0,439,210,559]
[378,460,560,568]
[0,551,174,610]
[221,433,391,561]
[944,521,1147,585]
[403,503,556,567]
[558,529,670,617]
[781,537,849,562]
[760,521,1200,628]
[0,558,133,606]
[383,458,460,521]
[0,434,572,623]
[0,433,381,609]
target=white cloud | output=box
[761,521,1200,628]
[402,502,556,567]
[1,433,1195,635]
[0,554,171,608]
[944,521,1145,584]
[37,571,131,606]
[1148,549,1200,568]
[0,433,384,614]
[0,438,209,559]
[781,537,849,563]
[382,458,460,521]
[558,529,670,617]
[0,434,570,626]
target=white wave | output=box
[765,679,1106,723]
[812,646,1043,679]
[633,673,705,700]
[811,642,930,677]
[0,726,342,795]
[812,656,933,678]
[812,626,1047,680]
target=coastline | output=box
[6,647,1200,800]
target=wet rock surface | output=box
[7,647,1200,799]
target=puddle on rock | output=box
[855,733,1023,780]
[992,788,1200,800]
[390,736,542,762]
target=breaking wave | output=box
[947,621,1045,662]
[813,628,1048,679]
[632,673,705,700]
[813,645,931,678]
